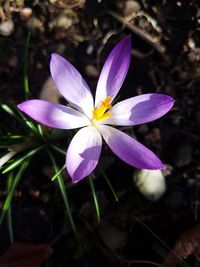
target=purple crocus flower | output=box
[18,36,174,183]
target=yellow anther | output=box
[93,96,112,121]
[101,96,112,108]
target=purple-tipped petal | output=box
[104,94,174,126]
[18,100,90,129]
[95,36,131,107]
[50,53,94,118]
[66,126,102,183]
[98,125,164,170]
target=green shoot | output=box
[23,31,31,100]
[7,172,14,244]
[51,164,66,181]
[98,166,118,202]
[51,145,66,155]
[88,174,100,222]
[2,145,45,174]
[0,103,15,116]
[0,161,29,227]
[47,149,77,237]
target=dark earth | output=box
[0,0,200,266]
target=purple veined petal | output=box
[17,100,90,129]
[50,53,94,118]
[95,35,131,107]
[103,94,174,126]
[66,126,102,183]
[98,125,164,170]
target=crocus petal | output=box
[50,53,94,118]
[103,94,174,126]
[18,100,90,129]
[98,125,164,170]
[66,126,102,183]
[95,36,131,107]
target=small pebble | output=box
[40,77,62,103]
[26,16,43,32]
[0,19,14,36]
[123,0,141,16]
[20,7,33,21]
[133,169,166,201]
[54,14,72,29]
[85,64,99,78]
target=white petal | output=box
[103,94,174,126]
[50,53,94,118]
[18,100,90,129]
[66,126,102,183]
[95,36,131,107]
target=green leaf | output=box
[23,31,31,100]
[47,149,77,236]
[7,172,14,244]
[0,136,24,148]
[88,174,100,222]
[98,166,118,202]
[2,145,44,174]
[18,111,39,134]
[0,161,29,227]
[3,161,29,210]
[51,164,65,181]
[0,103,15,116]
[51,145,66,155]
[0,102,39,136]
[0,135,23,140]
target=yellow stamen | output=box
[93,96,112,121]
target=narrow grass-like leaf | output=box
[37,124,44,137]
[23,31,31,100]
[51,145,66,155]
[37,124,48,143]
[7,172,14,244]
[47,149,77,236]
[0,136,23,148]
[0,150,17,169]
[98,166,118,202]
[0,102,33,133]
[0,102,40,137]
[18,110,39,134]
[24,121,39,136]
[0,103,15,116]
[51,164,65,181]
[0,135,23,140]
[2,145,44,174]
[12,107,40,136]
[88,174,100,222]
[3,161,29,210]
[0,161,29,226]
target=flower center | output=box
[92,96,112,121]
